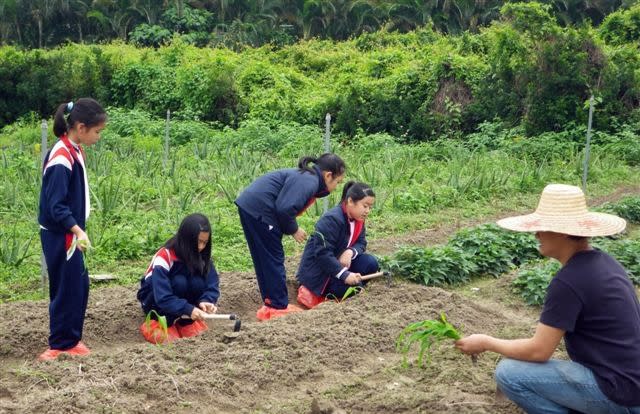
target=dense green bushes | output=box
[600,196,640,223]
[1,2,639,139]
[599,3,640,45]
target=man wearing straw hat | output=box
[455,184,640,413]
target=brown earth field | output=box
[0,267,542,414]
[2,186,639,414]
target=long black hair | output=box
[298,153,346,177]
[53,98,107,138]
[165,213,212,276]
[341,181,375,202]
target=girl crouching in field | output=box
[296,182,379,307]
[137,214,220,344]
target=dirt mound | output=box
[0,270,531,413]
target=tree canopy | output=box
[0,0,635,49]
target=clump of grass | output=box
[396,313,462,367]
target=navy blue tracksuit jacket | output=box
[137,247,220,325]
[297,204,378,297]
[235,166,329,235]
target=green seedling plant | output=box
[144,310,169,344]
[70,238,93,272]
[341,285,363,301]
[396,313,462,367]
[324,286,363,303]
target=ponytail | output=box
[297,156,318,173]
[53,98,107,138]
[53,102,72,137]
[341,181,375,203]
[297,153,346,177]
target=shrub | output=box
[387,245,477,286]
[599,196,640,224]
[599,3,640,46]
[595,239,640,285]
[129,24,172,48]
[450,224,539,275]
[512,260,560,306]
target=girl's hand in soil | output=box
[345,273,362,285]
[338,249,354,268]
[455,334,491,355]
[292,227,307,243]
[199,302,217,314]
[190,307,208,321]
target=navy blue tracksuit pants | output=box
[238,207,289,309]
[323,253,379,299]
[41,230,89,350]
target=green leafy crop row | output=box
[385,224,539,286]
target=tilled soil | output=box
[0,269,532,414]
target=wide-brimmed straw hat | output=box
[496,184,626,237]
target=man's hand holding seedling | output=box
[455,334,490,355]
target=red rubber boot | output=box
[140,320,181,344]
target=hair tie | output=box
[66,101,74,113]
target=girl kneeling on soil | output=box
[38,99,107,361]
[296,182,378,308]
[455,184,640,413]
[137,213,220,344]
[235,153,346,321]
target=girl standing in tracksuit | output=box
[137,213,220,344]
[296,182,378,307]
[38,98,107,361]
[236,153,346,321]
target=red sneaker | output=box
[140,320,181,344]
[38,341,91,361]
[65,341,91,356]
[256,304,303,321]
[297,285,328,309]
[177,320,208,338]
[38,348,64,361]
